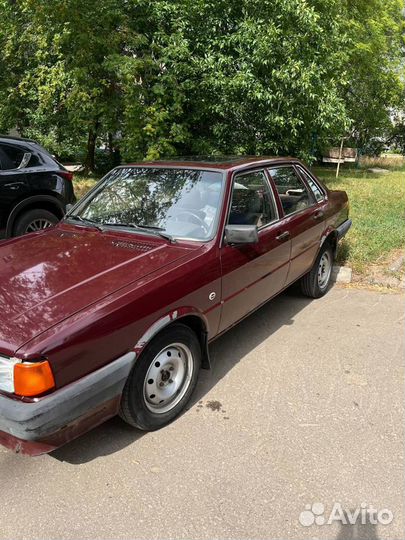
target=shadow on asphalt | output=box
[335,510,380,540]
[51,282,316,464]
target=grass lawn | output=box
[314,166,405,274]
[73,176,99,200]
[73,165,405,276]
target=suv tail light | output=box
[59,170,74,182]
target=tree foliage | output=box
[0,0,403,169]
[342,0,405,149]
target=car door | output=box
[268,164,326,286]
[219,169,291,332]
[0,143,28,232]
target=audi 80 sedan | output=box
[0,157,351,455]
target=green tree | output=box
[126,0,350,160]
[1,0,404,165]
[0,0,147,171]
[342,0,404,149]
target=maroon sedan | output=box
[0,157,351,455]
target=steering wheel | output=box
[172,209,209,234]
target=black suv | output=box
[0,136,76,238]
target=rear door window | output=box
[0,143,25,170]
[268,166,314,216]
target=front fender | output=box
[134,307,210,368]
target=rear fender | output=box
[6,195,65,237]
[319,226,338,258]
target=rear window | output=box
[0,143,25,170]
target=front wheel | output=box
[300,243,333,298]
[119,324,201,430]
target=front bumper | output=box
[0,351,135,455]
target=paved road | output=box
[0,286,403,540]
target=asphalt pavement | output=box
[0,285,403,540]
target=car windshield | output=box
[71,167,224,241]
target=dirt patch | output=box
[352,249,404,290]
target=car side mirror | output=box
[224,224,259,245]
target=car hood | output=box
[0,224,199,355]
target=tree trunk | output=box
[108,132,113,157]
[84,124,98,174]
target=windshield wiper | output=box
[135,224,176,243]
[102,222,176,243]
[67,215,104,232]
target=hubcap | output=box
[318,251,332,289]
[25,219,54,233]
[143,343,193,414]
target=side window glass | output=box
[0,144,25,170]
[269,166,312,216]
[298,167,324,202]
[26,153,39,167]
[228,171,277,227]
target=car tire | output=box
[119,323,201,430]
[13,208,59,236]
[300,243,333,298]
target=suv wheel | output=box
[119,323,201,430]
[13,209,59,236]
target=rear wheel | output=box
[13,209,58,237]
[301,243,333,298]
[119,324,201,430]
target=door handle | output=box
[276,231,290,242]
[4,182,24,189]
[312,210,324,220]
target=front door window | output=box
[228,170,277,227]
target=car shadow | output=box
[51,282,317,464]
[335,509,381,540]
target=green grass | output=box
[72,167,405,275]
[314,166,405,273]
[73,175,99,200]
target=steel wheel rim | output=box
[25,219,54,233]
[143,343,194,414]
[318,251,332,289]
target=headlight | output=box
[0,356,55,396]
[0,355,20,393]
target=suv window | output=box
[25,152,40,168]
[228,170,277,227]
[0,143,26,170]
[269,166,313,216]
[297,166,325,202]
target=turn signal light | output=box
[14,361,55,397]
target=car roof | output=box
[127,156,301,172]
[0,135,39,145]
